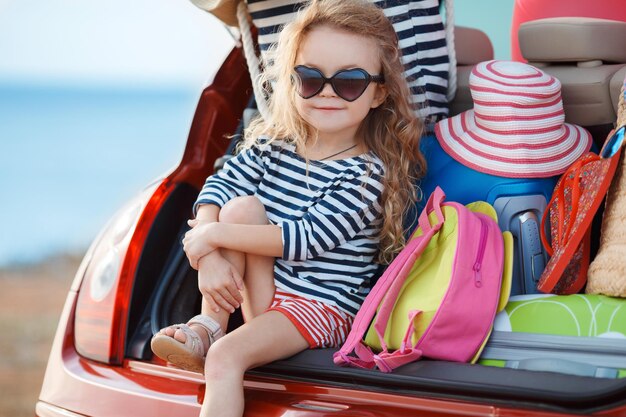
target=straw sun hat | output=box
[435,60,592,178]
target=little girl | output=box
[151,1,426,416]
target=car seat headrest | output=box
[519,17,626,64]
[518,17,626,126]
[454,26,494,66]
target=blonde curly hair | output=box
[244,0,426,264]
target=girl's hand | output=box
[183,220,217,269]
[197,251,244,313]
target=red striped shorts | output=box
[267,289,354,349]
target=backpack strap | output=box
[366,309,425,372]
[370,189,446,372]
[333,235,425,369]
[374,188,445,348]
[418,186,446,235]
[334,187,446,371]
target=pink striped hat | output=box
[435,60,592,178]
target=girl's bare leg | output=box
[162,196,275,350]
[158,256,230,349]
[200,310,309,417]
[198,197,294,417]
[216,196,276,320]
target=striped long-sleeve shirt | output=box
[247,0,449,123]
[194,140,385,315]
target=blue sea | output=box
[0,83,202,267]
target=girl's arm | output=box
[184,222,283,269]
[206,223,283,257]
[188,160,385,264]
[188,164,385,264]
[193,145,267,216]
[195,203,220,224]
[184,203,221,262]
[186,144,267,262]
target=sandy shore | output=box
[0,254,82,417]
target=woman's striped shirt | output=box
[247,0,449,123]
[194,140,385,315]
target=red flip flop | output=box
[539,146,623,294]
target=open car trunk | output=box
[123,19,626,416]
[121,177,626,417]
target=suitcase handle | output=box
[506,358,618,379]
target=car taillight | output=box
[74,179,171,364]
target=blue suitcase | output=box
[413,135,559,295]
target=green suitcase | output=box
[479,294,626,378]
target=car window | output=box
[452,0,515,59]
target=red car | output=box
[37,5,626,417]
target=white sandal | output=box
[150,314,224,373]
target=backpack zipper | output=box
[473,217,488,288]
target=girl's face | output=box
[294,25,387,143]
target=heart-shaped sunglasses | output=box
[292,65,384,102]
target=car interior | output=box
[124,16,626,415]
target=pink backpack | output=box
[334,187,511,372]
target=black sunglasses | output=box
[293,65,384,102]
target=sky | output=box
[0,0,236,89]
[0,0,514,266]
[0,0,513,89]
